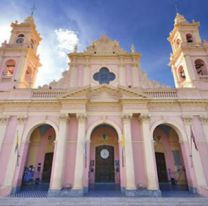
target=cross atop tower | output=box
[30,3,37,16]
[173,0,180,13]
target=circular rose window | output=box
[100,148,109,159]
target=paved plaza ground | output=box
[0,197,208,206]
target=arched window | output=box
[177,66,186,81]
[16,34,25,44]
[3,59,16,77]
[25,66,33,83]
[195,59,207,75]
[176,39,181,46]
[186,34,193,43]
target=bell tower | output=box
[0,16,41,90]
[168,13,208,89]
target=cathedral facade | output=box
[0,14,208,197]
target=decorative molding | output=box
[199,115,208,124]
[140,114,150,121]
[0,115,9,123]
[59,114,69,121]
[17,115,28,123]
[76,113,87,120]
[181,115,192,124]
[122,113,132,120]
[101,115,107,122]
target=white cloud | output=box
[0,2,81,87]
[35,28,79,87]
[55,28,79,52]
[0,24,11,44]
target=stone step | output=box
[0,197,208,206]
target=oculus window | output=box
[93,67,115,84]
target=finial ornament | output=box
[73,45,78,53]
[174,0,179,14]
[131,44,135,54]
[30,3,37,16]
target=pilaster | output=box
[2,115,27,193]
[119,60,125,86]
[122,114,136,192]
[0,116,9,152]
[48,114,68,196]
[199,116,208,144]
[72,113,86,195]
[132,63,139,87]
[182,115,206,190]
[140,114,159,192]
[83,59,90,86]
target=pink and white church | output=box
[0,13,208,197]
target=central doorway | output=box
[89,124,120,192]
[95,145,115,183]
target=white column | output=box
[182,116,206,189]
[140,114,159,190]
[3,115,27,190]
[73,113,86,190]
[49,114,68,191]
[123,114,136,190]
[0,116,9,152]
[200,116,208,144]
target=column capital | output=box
[199,115,208,124]
[0,115,9,123]
[17,115,28,123]
[59,114,69,121]
[122,113,132,120]
[139,113,150,121]
[181,115,192,124]
[76,113,87,120]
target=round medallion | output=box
[100,148,109,159]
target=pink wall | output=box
[35,131,49,180]
[0,116,17,186]
[12,142,29,188]
[180,142,197,189]
[131,116,146,187]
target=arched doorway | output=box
[153,124,188,191]
[21,124,56,191]
[89,124,120,190]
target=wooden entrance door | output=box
[155,152,168,182]
[42,152,53,182]
[95,145,115,182]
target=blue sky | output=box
[0,0,208,87]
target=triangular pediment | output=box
[58,85,148,102]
